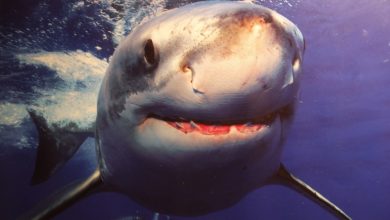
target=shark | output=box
[21,1,351,219]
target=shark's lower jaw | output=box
[101,108,284,216]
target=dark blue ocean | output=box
[0,0,389,219]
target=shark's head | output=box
[96,1,304,216]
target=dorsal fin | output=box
[27,108,93,185]
[19,169,103,220]
[274,164,351,220]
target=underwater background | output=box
[0,0,389,219]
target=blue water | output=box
[1,0,389,219]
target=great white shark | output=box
[22,1,351,219]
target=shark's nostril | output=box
[181,63,203,94]
[181,63,198,85]
[180,63,192,74]
[180,63,195,82]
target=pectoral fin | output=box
[274,164,351,220]
[19,169,103,220]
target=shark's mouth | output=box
[150,112,277,135]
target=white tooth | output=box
[175,122,183,129]
[245,122,254,127]
[190,121,199,128]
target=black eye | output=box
[144,39,157,66]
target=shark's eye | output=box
[144,39,157,66]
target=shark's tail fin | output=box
[19,169,103,220]
[27,108,93,185]
[275,164,351,220]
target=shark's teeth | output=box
[167,120,265,135]
[151,111,277,135]
[235,124,264,133]
[175,122,183,129]
[190,121,199,129]
[244,122,254,126]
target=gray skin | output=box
[22,2,351,220]
[96,1,303,216]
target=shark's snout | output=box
[169,9,300,109]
